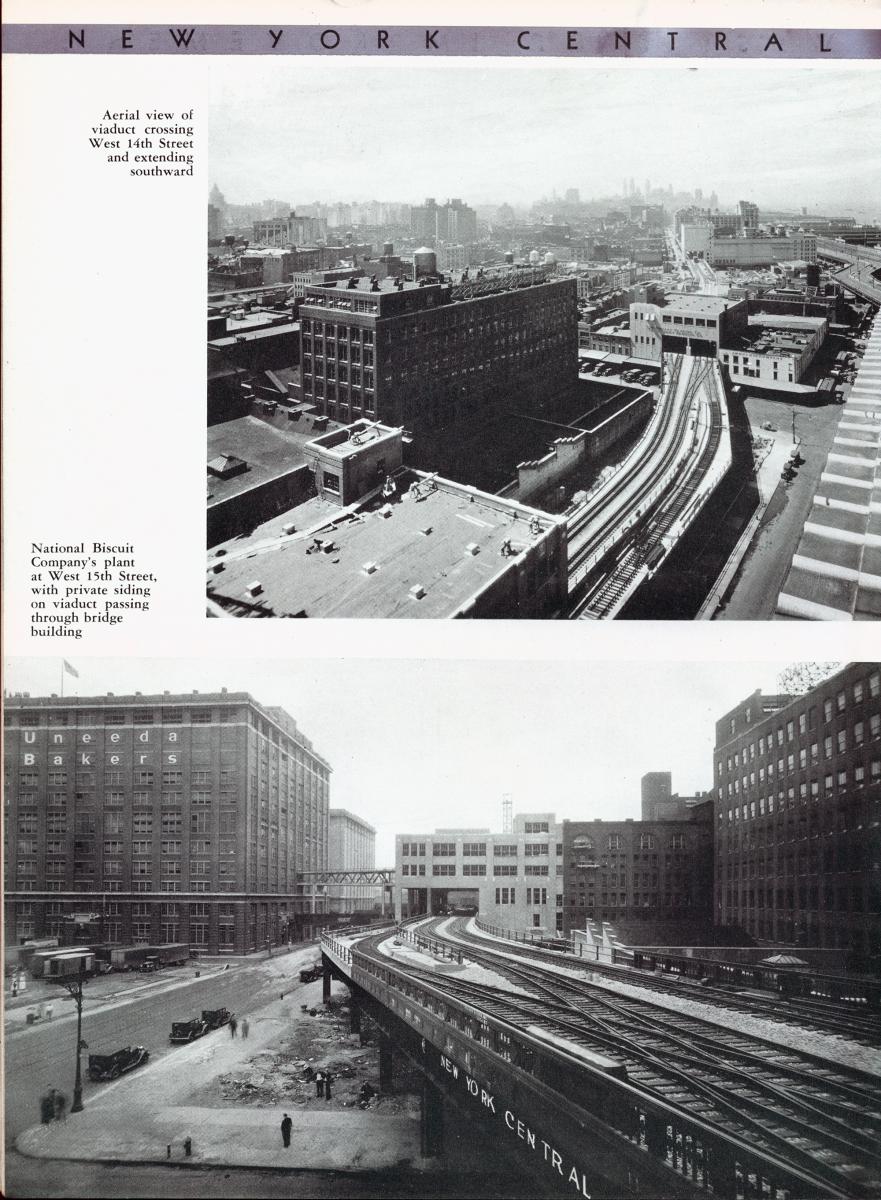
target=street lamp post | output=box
[54,959,87,1112]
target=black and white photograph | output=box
[206,63,881,619]
[4,2,881,1198]
[3,657,881,1199]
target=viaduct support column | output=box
[350,1000,361,1035]
[420,1077,444,1157]
[379,1034,395,1093]
[322,968,332,1004]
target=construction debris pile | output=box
[204,996,411,1113]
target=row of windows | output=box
[721,712,881,775]
[401,840,560,859]
[722,762,881,819]
[13,708,223,727]
[23,811,240,836]
[724,673,880,741]
[571,833,684,852]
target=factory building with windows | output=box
[395,813,563,934]
[299,263,578,477]
[713,665,881,967]
[4,690,331,953]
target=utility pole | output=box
[54,959,87,1112]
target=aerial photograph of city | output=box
[205,64,881,620]
[4,656,880,1198]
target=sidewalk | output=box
[14,975,433,1175]
[17,1106,429,1173]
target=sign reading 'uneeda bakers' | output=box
[1,25,879,58]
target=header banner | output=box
[2,25,880,58]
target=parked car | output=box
[299,963,323,984]
[170,1016,209,1042]
[88,1046,149,1081]
[202,1007,232,1030]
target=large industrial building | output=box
[395,813,564,934]
[395,791,714,940]
[4,690,332,953]
[327,808,379,914]
[561,803,713,936]
[207,421,569,620]
[298,265,578,473]
[713,664,881,966]
[630,293,749,360]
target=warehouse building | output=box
[4,690,331,953]
[713,665,881,966]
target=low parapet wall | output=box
[517,390,652,505]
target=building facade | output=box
[561,809,713,935]
[713,665,881,965]
[298,270,578,468]
[395,813,563,934]
[327,808,379,914]
[630,294,749,361]
[4,691,331,953]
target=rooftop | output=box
[3,692,329,764]
[207,413,330,506]
[207,470,564,619]
[662,293,743,315]
[208,321,299,349]
[217,307,291,332]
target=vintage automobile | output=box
[88,1045,150,1081]
[170,1016,209,1042]
[201,1007,232,1029]
[299,963,323,984]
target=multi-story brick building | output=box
[713,665,881,965]
[3,690,331,953]
[298,268,578,474]
[561,807,713,936]
[395,813,563,934]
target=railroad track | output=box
[456,922,881,1045]
[376,927,881,1197]
[568,355,688,573]
[568,355,723,617]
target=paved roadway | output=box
[4,1152,530,1200]
[5,952,313,1143]
[716,397,845,620]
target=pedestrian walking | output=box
[54,1091,68,1121]
[241,1018,249,1039]
[324,1071,332,1101]
[315,1070,325,1098]
[229,1016,238,1037]
[39,1092,54,1124]
[280,1113,292,1148]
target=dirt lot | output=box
[188,994,416,1118]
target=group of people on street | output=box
[39,1089,67,1124]
[228,1015,249,1038]
[303,1065,334,1100]
[279,1070,333,1148]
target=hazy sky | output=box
[4,657,825,863]
[209,64,881,215]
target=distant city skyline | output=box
[4,657,827,863]
[209,64,881,218]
